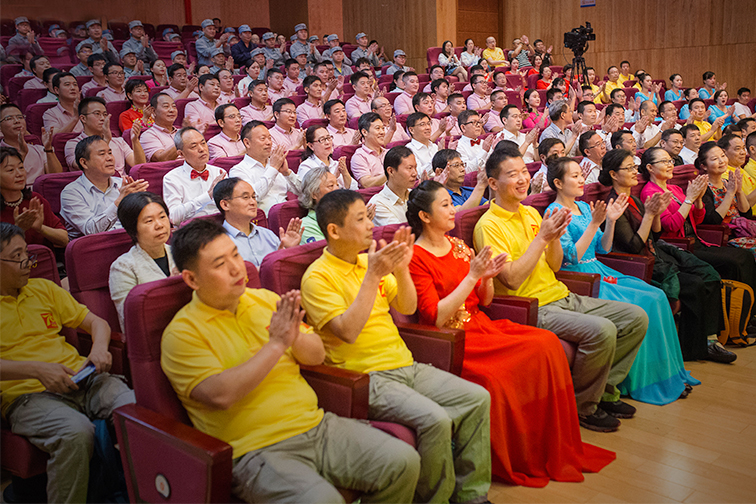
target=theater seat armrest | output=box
[395,322,465,376]
[480,296,538,326]
[113,403,233,503]
[697,224,730,246]
[660,236,695,251]
[299,364,370,419]
[555,271,601,298]
[596,253,655,283]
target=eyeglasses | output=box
[278,109,297,115]
[462,120,484,126]
[617,164,639,172]
[0,114,25,123]
[586,141,604,150]
[652,159,674,166]
[447,161,467,169]
[1,253,37,269]
[313,135,334,144]
[414,121,432,127]
[108,71,125,76]
[224,113,241,120]
[227,193,257,202]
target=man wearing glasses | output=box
[577,131,607,183]
[659,129,685,166]
[456,110,497,173]
[0,104,63,186]
[0,222,135,503]
[368,145,417,226]
[497,105,538,163]
[95,62,127,103]
[406,112,439,179]
[64,97,146,175]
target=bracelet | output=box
[684,198,693,205]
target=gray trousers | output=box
[231,411,420,503]
[7,373,135,504]
[537,293,648,417]
[368,362,491,504]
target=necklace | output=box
[4,196,24,207]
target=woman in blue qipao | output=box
[544,157,699,405]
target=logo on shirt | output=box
[378,278,387,298]
[40,313,58,329]
[531,223,540,234]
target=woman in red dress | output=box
[406,180,615,487]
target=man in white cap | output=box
[386,50,413,76]
[261,32,287,67]
[120,47,144,78]
[81,19,119,62]
[208,47,229,75]
[351,33,380,68]
[162,28,176,42]
[170,50,189,68]
[290,23,321,65]
[196,19,231,67]
[121,20,158,63]
[329,47,352,78]
[70,43,93,77]
[231,25,256,68]
[8,17,43,56]
[326,34,351,65]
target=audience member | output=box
[161,218,420,503]
[36,68,61,103]
[109,192,175,330]
[371,97,408,143]
[216,69,236,105]
[240,80,273,123]
[0,147,68,249]
[679,124,701,165]
[140,93,179,162]
[434,149,488,209]
[324,99,358,147]
[0,104,62,186]
[230,25,255,67]
[698,71,723,100]
[611,130,641,164]
[43,72,83,134]
[269,98,305,150]
[163,127,226,225]
[298,125,357,189]
[412,93,449,141]
[146,59,169,89]
[484,90,507,132]
[22,55,50,90]
[7,17,43,56]
[659,129,685,166]
[386,49,413,76]
[393,72,420,115]
[539,100,582,155]
[482,36,508,69]
[577,131,606,183]
[0,222,135,504]
[95,62,127,102]
[351,33,382,67]
[345,72,373,119]
[70,43,94,77]
[64,97,145,174]
[297,168,340,244]
[207,104,245,158]
[467,75,492,111]
[733,88,755,121]
[689,98,725,143]
[261,31,288,67]
[454,110,495,172]
[497,105,538,163]
[165,64,200,100]
[119,79,153,132]
[368,145,417,225]
[61,136,148,238]
[296,76,326,125]
[406,113,439,178]
[230,121,302,214]
[120,48,144,78]
[665,74,684,102]
[431,78,452,114]
[474,145,648,431]
[522,89,550,130]
[530,138,565,194]
[460,38,482,67]
[195,19,230,66]
[184,74,221,134]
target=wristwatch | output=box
[683,198,693,205]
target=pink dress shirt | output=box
[296,100,324,126]
[327,124,357,147]
[393,91,415,115]
[267,87,289,104]
[64,134,132,176]
[240,103,273,123]
[269,124,304,150]
[282,77,301,96]
[434,99,447,114]
[140,124,178,161]
[217,91,236,105]
[350,144,387,186]
[23,77,46,90]
[345,95,371,119]
[184,98,218,133]
[484,110,503,132]
[42,104,84,134]
[164,86,200,100]
[466,93,490,111]
[207,131,245,159]
[96,86,127,103]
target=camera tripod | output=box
[571,54,589,86]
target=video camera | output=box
[564,22,595,56]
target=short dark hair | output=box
[500,104,519,121]
[604,103,624,118]
[266,67,283,80]
[284,58,298,69]
[746,131,756,151]
[29,55,48,73]
[316,189,364,240]
[457,109,479,127]
[358,112,382,136]
[406,180,445,237]
[723,124,742,136]
[739,118,756,130]
[577,100,595,115]
[702,71,715,81]
[406,112,429,131]
[42,67,60,85]
[402,71,417,82]
[680,124,700,139]
[0,222,24,251]
[167,63,186,78]
[546,87,562,102]
[658,100,675,115]
[688,98,705,110]
[611,130,633,149]
[384,145,414,179]
[78,96,107,116]
[87,53,107,67]
[240,120,266,140]
[52,71,74,91]
[431,149,460,172]
[661,128,683,143]
[579,131,599,156]
[124,79,148,103]
[598,148,634,186]
[354,57,370,67]
[214,103,238,123]
[683,88,697,99]
[74,135,105,170]
[737,87,751,96]
[103,62,123,76]
[430,78,449,94]
[198,73,219,87]
[447,92,464,105]
[620,60,630,67]
[411,92,431,111]
[117,192,169,243]
[247,79,266,94]
[546,156,577,191]
[538,138,564,159]
[717,133,741,151]
[323,99,343,116]
[485,142,521,179]
[171,218,228,272]
[303,75,321,90]
[212,177,242,217]
[349,71,368,87]
[609,88,625,100]
[150,92,171,109]
[429,64,443,74]
[272,97,295,115]
[470,74,485,86]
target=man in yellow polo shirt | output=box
[301,190,491,504]
[161,219,420,503]
[0,223,135,504]
[745,131,756,181]
[599,65,623,104]
[719,134,756,207]
[472,145,647,433]
[482,36,509,69]
[689,98,725,142]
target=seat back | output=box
[0,64,22,93]
[357,185,382,202]
[577,182,612,204]
[449,204,490,248]
[334,144,359,175]
[670,164,698,192]
[84,86,106,98]
[18,88,48,114]
[124,262,260,423]
[52,132,80,170]
[268,199,308,233]
[259,241,325,294]
[426,47,443,70]
[208,155,243,172]
[32,171,82,215]
[152,41,184,60]
[25,102,58,138]
[504,89,523,109]
[522,191,557,215]
[29,244,61,286]
[106,100,130,134]
[173,98,197,128]
[65,229,134,333]
[301,118,328,129]
[129,160,184,197]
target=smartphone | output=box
[72,362,96,384]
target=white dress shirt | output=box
[162,162,225,225]
[108,243,175,331]
[60,174,123,239]
[407,138,439,178]
[680,146,697,166]
[632,122,661,148]
[456,136,491,173]
[229,154,301,214]
[368,184,409,226]
[498,129,536,163]
[579,157,600,184]
[298,155,358,190]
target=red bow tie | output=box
[191,169,209,181]
[470,138,482,146]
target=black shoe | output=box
[579,408,621,432]
[679,383,693,399]
[706,341,737,364]
[598,399,636,418]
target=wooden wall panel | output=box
[268,0,308,37]
[308,0,344,40]
[191,0,270,30]
[457,0,499,48]
[0,0,185,27]
[500,0,756,93]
